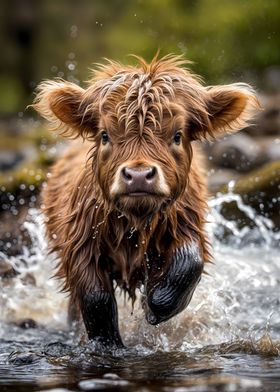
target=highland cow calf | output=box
[34,55,257,348]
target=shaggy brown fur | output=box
[33,54,258,305]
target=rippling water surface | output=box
[0,193,279,392]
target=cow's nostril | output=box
[146,166,157,180]
[122,167,132,181]
[121,166,158,188]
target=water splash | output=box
[0,195,279,355]
[208,191,280,248]
[0,209,67,331]
[128,226,137,239]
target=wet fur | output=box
[33,54,258,317]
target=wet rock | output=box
[258,106,280,135]
[103,373,121,380]
[264,66,280,93]
[218,160,280,229]
[20,272,36,286]
[0,150,24,171]
[205,134,267,172]
[14,318,38,329]
[79,378,131,391]
[266,139,280,161]
[0,259,18,278]
[0,207,31,257]
[38,389,72,392]
[0,124,59,207]
[8,351,39,365]
[207,168,239,194]
[44,342,73,357]
[0,164,45,207]
[246,94,280,136]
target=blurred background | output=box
[0,0,280,259]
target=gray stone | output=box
[205,133,267,172]
[266,139,280,161]
[0,150,24,171]
[246,94,280,136]
[0,259,18,278]
[264,66,280,93]
[207,168,239,194]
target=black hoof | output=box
[80,290,124,347]
[145,243,203,324]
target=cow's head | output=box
[34,55,258,220]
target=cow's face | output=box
[94,82,194,218]
[34,55,258,218]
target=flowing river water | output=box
[0,192,279,392]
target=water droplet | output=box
[228,180,235,192]
[103,373,120,380]
[70,25,78,38]
[128,226,137,239]
[68,63,76,71]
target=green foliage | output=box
[0,124,57,194]
[0,165,45,194]
[1,0,279,112]
[0,75,24,113]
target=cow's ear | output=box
[189,83,259,140]
[32,80,98,139]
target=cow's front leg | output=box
[80,289,124,348]
[145,242,204,325]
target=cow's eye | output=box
[173,131,182,145]
[101,131,110,145]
